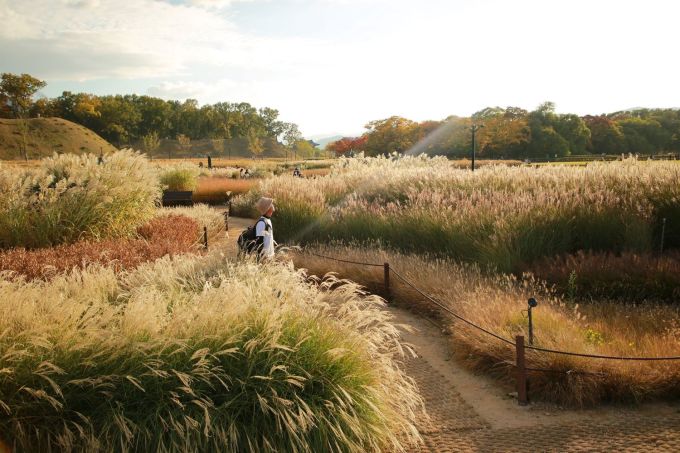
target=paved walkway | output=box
[393,307,680,452]
[222,215,680,452]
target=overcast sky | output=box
[1,0,678,137]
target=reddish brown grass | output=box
[0,215,200,280]
[192,177,258,204]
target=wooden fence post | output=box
[383,262,390,297]
[516,335,528,406]
[203,226,209,250]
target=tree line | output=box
[328,102,680,158]
[0,73,319,158]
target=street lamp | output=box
[471,124,484,171]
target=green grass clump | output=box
[0,253,422,452]
[0,150,161,249]
[160,163,200,191]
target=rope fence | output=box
[305,250,680,405]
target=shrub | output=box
[0,254,421,452]
[0,150,160,249]
[159,204,226,243]
[0,215,200,280]
[159,163,200,191]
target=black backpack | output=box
[237,217,268,254]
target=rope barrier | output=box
[306,251,384,267]
[524,345,680,361]
[304,250,680,362]
[387,267,516,346]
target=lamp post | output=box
[471,124,484,171]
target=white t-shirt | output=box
[255,216,275,258]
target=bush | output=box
[0,254,421,452]
[0,150,161,249]
[0,215,200,280]
[159,163,200,191]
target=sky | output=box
[1,0,679,138]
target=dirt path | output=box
[220,215,680,452]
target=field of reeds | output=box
[0,151,424,452]
[231,155,680,405]
[294,245,680,407]
[235,155,680,274]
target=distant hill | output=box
[0,117,117,160]
[309,135,343,150]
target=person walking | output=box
[254,197,275,259]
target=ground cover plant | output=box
[192,176,257,205]
[0,252,422,452]
[235,154,680,274]
[0,214,199,280]
[294,245,680,407]
[0,150,160,249]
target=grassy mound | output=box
[0,253,422,452]
[0,117,116,160]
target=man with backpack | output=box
[237,197,275,259]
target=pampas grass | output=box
[0,252,422,452]
[293,245,680,407]
[0,150,160,249]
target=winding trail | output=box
[222,214,680,452]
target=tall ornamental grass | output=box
[159,163,200,191]
[0,151,161,249]
[0,253,422,452]
[234,155,680,272]
[295,245,680,407]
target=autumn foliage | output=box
[326,136,367,156]
[0,215,199,280]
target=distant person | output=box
[97,152,104,165]
[292,166,302,177]
[207,155,212,169]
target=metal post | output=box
[471,126,476,172]
[515,335,528,406]
[660,217,667,254]
[528,307,534,346]
[383,262,390,296]
[203,226,209,250]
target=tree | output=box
[247,130,264,158]
[554,114,590,155]
[363,116,419,156]
[327,136,367,156]
[584,115,626,154]
[211,138,225,156]
[282,122,302,158]
[142,131,161,156]
[0,73,46,118]
[176,133,191,158]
